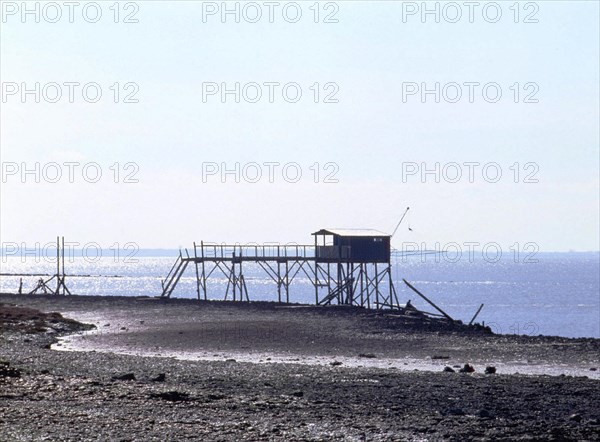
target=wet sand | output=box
[1,293,600,440]
[7,293,599,377]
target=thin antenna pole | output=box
[62,236,66,295]
[391,207,410,238]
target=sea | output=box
[1,251,598,339]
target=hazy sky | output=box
[1,1,598,251]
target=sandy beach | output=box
[1,293,599,441]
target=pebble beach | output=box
[1,293,599,441]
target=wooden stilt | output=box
[193,242,200,300]
[374,263,380,309]
[201,241,207,300]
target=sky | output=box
[0,1,599,252]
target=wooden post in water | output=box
[313,234,319,304]
[52,236,71,295]
[62,236,69,295]
[56,236,60,294]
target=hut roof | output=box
[311,228,390,237]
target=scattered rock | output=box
[358,353,377,359]
[112,373,136,381]
[485,366,497,374]
[0,361,21,378]
[151,373,166,382]
[330,361,343,366]
[151,391,189,402]
[459,364,475,373]
[569,413,582,422]
[443,366,455,373]
[478,409,491,418]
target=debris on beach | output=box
[150,391,190,402]
[0,303,92,335]
[358,353,377,359]
[111,373,136,381]
[0,360,21,378]
[459,364,475,373]
[151,373,166,382]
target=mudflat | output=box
[1,293,599,441]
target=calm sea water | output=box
[1,252,598,339]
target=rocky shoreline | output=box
[1,294,599,441]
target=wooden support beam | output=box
[193,242,201,301]
[277,260,281,303]
[201,241,207,300]
[402,279,454,321]
[159,241,405,312]
[285,260,290,303]
[469,303,484,325]
[166,261,189,298]
[374,263,380,309]
[55,236,60,295]
[387,264,398,308]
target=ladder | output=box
[160,253,189,298]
